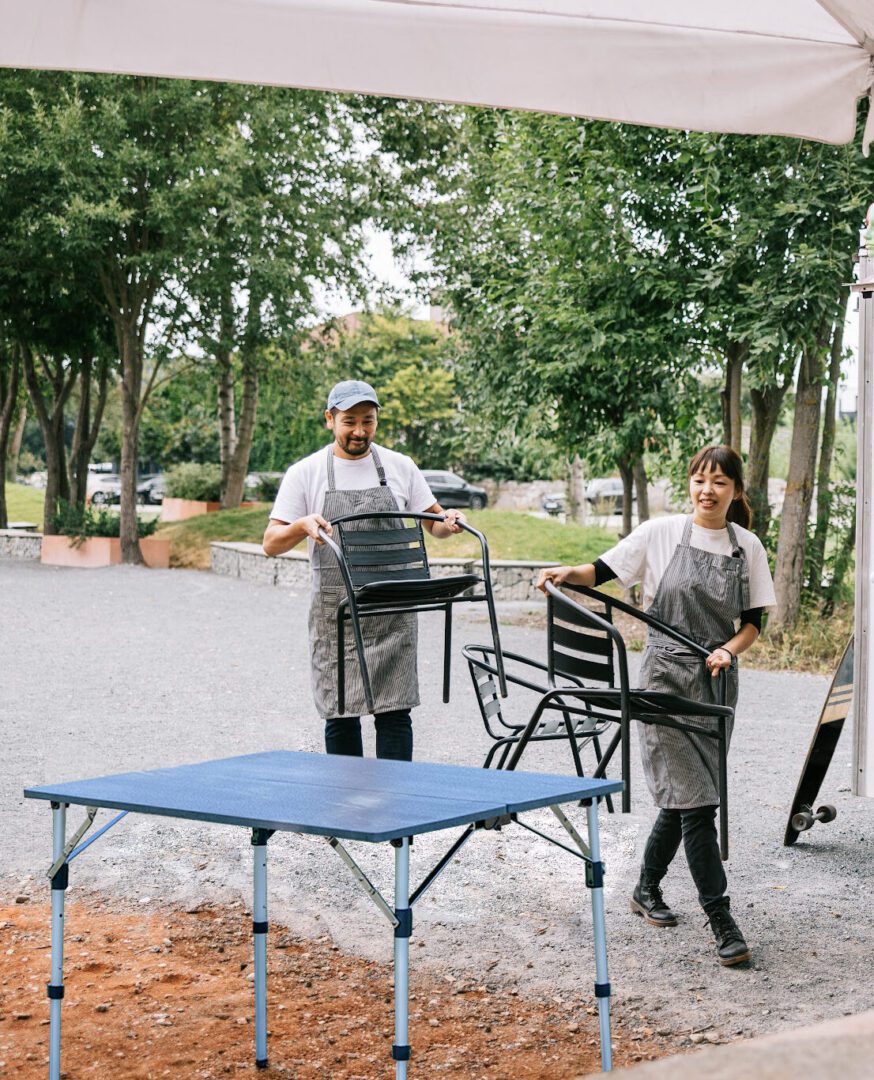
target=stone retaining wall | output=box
[0,530,42,560]
[210,542,552,601]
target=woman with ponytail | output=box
[537,445,775,967]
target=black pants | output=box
[324,708,413,761]
[642,806,727,913]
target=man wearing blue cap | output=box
[263,380,464,761]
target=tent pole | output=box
[853,216,874,797]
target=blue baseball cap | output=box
[326,380,380,412]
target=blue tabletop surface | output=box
[25,751,623,842]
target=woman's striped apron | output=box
[637,516,750,810]
[308,445,419,720]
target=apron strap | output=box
[369,444,389,486]
[680,515,694,546]
[725,519,743,560]
[325,444,337,492]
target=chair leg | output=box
[561,711,586,778]
[442,603,452,704]
[591,736,614,814]
[621,710,631,813]
[484,590,508,699]
[718,716,729,861]
[337,609,346,716]
[345,605,375,715]
[593,729,622,778]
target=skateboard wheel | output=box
[791,811,814,832]
[816,804,837,823]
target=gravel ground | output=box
[4,559,874,1052]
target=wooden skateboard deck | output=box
[783,636,854,846]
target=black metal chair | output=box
[317,511,507,715]
[523,581,735,858]
[462,640,616,812]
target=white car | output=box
[87,473,122,505]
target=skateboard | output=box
[783,636,853,846]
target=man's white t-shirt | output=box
[600,515,777,615]
[270,443,436,576]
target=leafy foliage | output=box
[163,462,223,502]
[52,500,157,539]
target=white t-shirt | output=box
[600,514,777,614]
[270,443,436,568]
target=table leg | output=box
[585,800,613,1072]
[392,837,412,1079]
[48,803,68,1080]
[251,830,269,1069]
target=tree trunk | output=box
[8,400,27,482]
[772,345,827,628]
[21,344,76,535]
[119,326,144,564]
[618,456,634,538]
[806,320,844,593]
[68,353,93,508]
[721,343,745,451]
[218,349,236,496]
[748,381,788,543]
[633,456,649,523]
[222,349,259,509]
[568,454,587,525]
[0,345,21,529]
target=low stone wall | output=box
[210,542,552,601]
[0,529,42,560]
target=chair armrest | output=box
[565,583,728,705]
[462,644,582,695]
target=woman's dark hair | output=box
[688,445,752,530]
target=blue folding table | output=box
[25,750,622,1078]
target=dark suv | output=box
[422,470,488,510]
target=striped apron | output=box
[637,516,750,810]
[308,445,419,720]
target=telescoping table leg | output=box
[392,837,412,1079]
[585,800,613,1072]
[251,828,272,1070]
[48,803,68,1080]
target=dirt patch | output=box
[0,900,672,1078]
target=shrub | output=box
[255,473,283,502]
[164,463,223,502]
[52,502,158,540]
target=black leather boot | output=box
[706,903,751,966]
[630,874,678,927]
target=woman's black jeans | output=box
[324,708,413,762]
[642,806,728,913]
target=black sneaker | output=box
[630,877,678,927]
[706,905,751,966]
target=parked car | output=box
[137,475,165,505]
[88,473,122,505]
[586,477,636,515]
[421,470,488,510]
[542,492,566,516]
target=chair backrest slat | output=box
[345,526,422,547]
[350,566,430,585]
[346,547,427,567]
[552,622,612,657]
[552,647,614,684]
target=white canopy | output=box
[1,1,873,149]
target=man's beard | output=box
[337,434,371,457]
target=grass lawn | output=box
[159,505,620,570]
[4,483,45,529]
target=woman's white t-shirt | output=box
[599,515,777,614]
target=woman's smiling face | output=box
[689,463,738,528]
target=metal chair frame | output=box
[317,511,507,715]
[530,581,734,859]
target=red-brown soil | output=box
[0,900,673,1078]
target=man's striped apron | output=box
[308,445,419,720]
